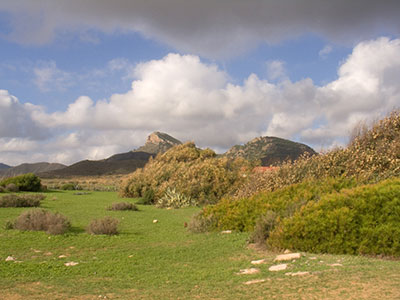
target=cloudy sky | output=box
[1,0,400,166]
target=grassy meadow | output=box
[1,190,400,299]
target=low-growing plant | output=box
[60,183,78,190]
[156,187,197,209]
[0,173,42,192]
[14,209,70,235]
[4,220,14,230]
[187,211,217,233]
[0,194,45,207]
[107,202,138,211]
[249,211,278,247]
[5,183,19,192]
[87,216,119,235]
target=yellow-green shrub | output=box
[120,142,251,205]
[268,178,400,256]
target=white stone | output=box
[285,271,310,276]
[221,230,232,234]
[268,264,288,271]
[284,249,291,254]
[251,259,267,265]
[274,253,301,262]
[328,263,343,267]
[58,255,67,258]
[153,219,158,223]
[64,261,79,266]
[243,279,266,285]
[5,256,15,261]
[237,268,260,275]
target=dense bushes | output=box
[14,209,70,235]
[121,142,251,206]
[0,173,42,192]
[0,194,45,207]
[268,178,400,256]
[235,110,400,198]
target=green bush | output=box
[60,183,78,190]
[5,183,19,192]
[0,173,42,192]
[107,202,138,211]
[87,216,119,235]
[121,142,252,205]
[14,209,70,235]
[268,178,400,256]
[198,177,356,232]
[249,211,278,247]
[0,194,45,207]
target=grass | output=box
[1,190,400,299]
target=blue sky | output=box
[0,1,399,166]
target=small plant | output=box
[5,183,19,192]
[14,209,70,235]
[4,220,14,230]
[187,211,216,233]
[156,187,197,209]
[107,202,138,211]
[87,216,119,235]
[0,194,45,207]
[249,211,278,247]
[60,183,77,190]
[141,188,155,205]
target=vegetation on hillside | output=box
[120,142,252,206]
[0,173,43,192]
[191,109,400,256]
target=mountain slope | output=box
[0,163,11,170]
[41,132,182,177]
[0,162,66,178]
[225,136,317,166]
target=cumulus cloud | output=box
[33,60,73,92]
[0,1,400,57]
[1,37,400,165]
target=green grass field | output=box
[1,191,400,299]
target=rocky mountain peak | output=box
[136,132,182,154]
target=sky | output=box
[0,0,400,166]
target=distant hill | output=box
[0,162,66,178]
[40,132,182,177]
[224,136,317,166]
[0,163,11,170]
[136,131,182,154]
[40,152,153,177]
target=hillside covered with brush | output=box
[191,110,400,256]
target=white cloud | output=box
[1,1,400,57]
[266,60,287,81]
[33,60,73,92]
[319,45,333,59]
[2,37,400,165]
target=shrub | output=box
[120,142,252,205]
[268,178,400,256]
[61,183,77,190]
[5,183,19,192]
[14,209,70,235]
[187,211,217,233]
[4,220,14,230]
[156,187,197,209]
[107,202,138,211]
[0,173,42,192]
[0,194,45,207]
[87,216,119,235]
[142,188,155,205]
[0,186,5,193]
[249,211,279,247]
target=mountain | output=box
[136,131,182,154]
[224,136,317,166]
[0,162,66,178]
[40,132,182,177]
[0,163,11,170]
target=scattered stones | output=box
[33,249,41,253]
[237,268,260,275]
[251,259,267,265]
[243,279,266,285]
[221,230,232,234]
[274,253,301,262]
[309,257,317,260]
[328,263,343,267]
[269,264,288,271]
[58,255,67,258]
[44,252,53,256]
[5,256,15,261]
[285,271,310,276]
[64,261,79,266]
[153,219,158,223]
